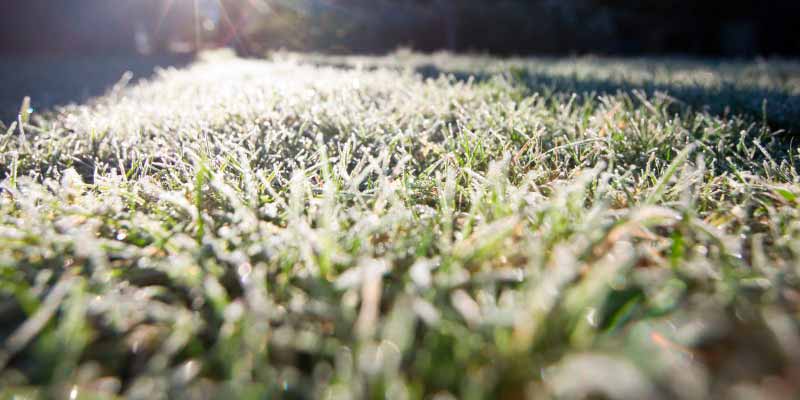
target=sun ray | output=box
[153,0,177,37]
[193,0,202,51]
[213,0,251,51]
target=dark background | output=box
[1,0,799,58]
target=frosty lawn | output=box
[1,51,800,399]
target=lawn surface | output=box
[2,51,800,399]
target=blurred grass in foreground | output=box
[1,50,800,399]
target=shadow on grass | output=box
[0,54,193,125]
[411,63,800,135]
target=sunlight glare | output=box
[151,0,248,52]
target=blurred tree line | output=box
[1,0,798,57]
[235,0,799,57]
[0,0,208,55]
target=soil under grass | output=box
[1,51,800,399]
